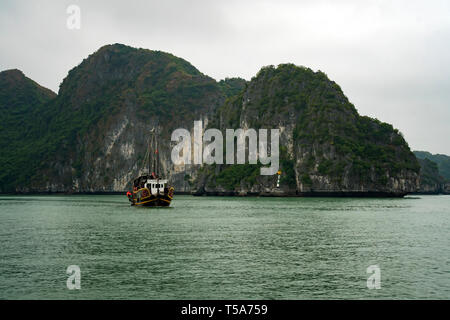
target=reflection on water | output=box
[0,195,449,299]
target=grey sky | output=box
[1,0,449,154]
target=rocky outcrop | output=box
[414,152,450,194]
[1,45,421,196]
[24,44,225,193]
[416,158,443,194]
[192,64,420,196]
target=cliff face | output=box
[416,158,443,193]
[1,44,420,196]
[193,64,420,196]
[414,151,450,194]
[7,44,226,193]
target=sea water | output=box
[0,195,448,299]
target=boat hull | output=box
[129,186,174,207]
[133,194,172,207]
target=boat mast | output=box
[155,133,158,176]
[148,131,151,175]
[148,128,159,177]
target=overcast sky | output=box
[1,0,449,154]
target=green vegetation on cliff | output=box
[218,77,247,98]
[414,151,450,182]
[416,158,444,191]
[413,151,450,193]
[0,69,56,191]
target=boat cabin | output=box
[133,175,168,195]
[145,179,168,195]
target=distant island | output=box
[413,151,450,194]
[0,43,447,196]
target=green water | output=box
[0,195,448,299]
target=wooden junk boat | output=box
[126,129,174,207]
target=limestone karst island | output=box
[0,44,449,197]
